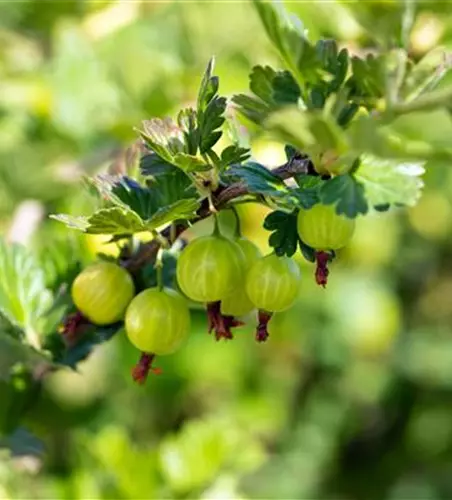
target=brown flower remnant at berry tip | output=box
[315,251,331,288]
[207,301,244,341]
[59,311,89,346]
[256,310,272,342]
[131,353,162,384]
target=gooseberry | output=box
[125,288,190,355]
[176,234,245,303]
[297,203,355,251]
[297,203,355,287]
[246,254,301,342]
[71,262,135,325]
[221,237,262,317]
[246,253,300,313]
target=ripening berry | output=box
[176,234,245,303]
[71,262,135,325]
[221,237,262,317]
[125,288,190,355]
[297,203,355,250]
[246,253,300,313]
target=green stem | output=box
[155,248,164,291]
[388,85,452,117]
[212,213,221,236]
[230,205,242,238]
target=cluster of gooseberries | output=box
[66,202,355,384]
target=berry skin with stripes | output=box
[176,234,245,303]
[297,203,355,251]
[221,237,262,317]
[125,288,190,355]
[246,254,300,313]
[71,262,135,325]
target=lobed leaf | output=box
[319,175,368,218]
[355,155,425,209]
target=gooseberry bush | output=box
[2,0,452,432]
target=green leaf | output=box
[252,0,319,87]
[146,199,200,231]
[319,175,368,218]
[402,47,452,102]
[232,65,301,125]
[196,58,226,154]
[197,57,218,113]
[0,239,53,348]
[87,208,146,234]
[265,106,349,156]
[355,155,425,209]
[141,154,197,204]
[0,333,52,382]
[346,54,385,105]
[264,210,298,257]
[292,175,322,208]
[139,118,185,165]
[177,108,198,155]
[220,144,251,166]
[226,162,290,198]
[55,324,121,369]
[173,153,210,172]
[51,207,145,235]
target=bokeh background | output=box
[1,1,452,499]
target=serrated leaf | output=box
[320,175,368,218]
[226,162,290,198]
[355,155,425,209]
[49,214,89,231]
[146,199,200,231]
[0,239,53,347]
[140,118,185,164]
[233,66,300,125]
[173,153,210,172]
[252,0,319,87]
[52,208,145,235]
[177,108,198,155]
[87,207,146,234]
[263,211,298,257]
[292,175,322,208]
[56,324,121,369]
[220,145,251,166]
[250,65,276,104]
[198,98,226,153]
[141,153,197,204]
[197,57,217,112]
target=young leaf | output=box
[141,153,197,204]
[252,0,319,87]
[139,118,185,164]
[292,175,322,209]
[177,108,198,155]
[0,239,53,348]
[196,58,226,154]
[232,65,301,124]
[146,199,200,231]
[220,145,251,166]
[355,155,425,209]
[263,211,299,257]
[319,174,368,218]
[51,207,146,235]
[226,162,290,198]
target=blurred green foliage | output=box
[2,1,452,499]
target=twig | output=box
[124,156,311,271]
